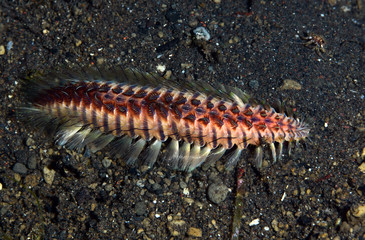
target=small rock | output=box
[25,174,40,187]
[152,183,162,193]
[193,27,211,41]
[164,70,172,79]
[167,219,186,236]
[188,227,202,237]
[213,0,221,4]
[179,181,187,189]
[75,188,92,205]
[0,45,5,55]
[47,148,53,155]
[188,19,198,27]
[6,41,13,51]
[156,64,166,72]
[14,150,27,164]
[26,137,35,146]
[102,157,112,168]
[157,31,164,38]
[142,218,151,228]
[207,183,229,204]
[43,166,56,185]
[165,8,180,22]
[136,179,145,188]
[280,79,302,90]
[347,203,365,224]
[135,201,147,216]
[327,0,337,6]
[96,57,105,65]
[249,218,260,226]
[339,221,351,232]
[27,154,37,170]
[140,165,150,173]
[75,39,82,47]
[13,163,27,174]
[359,162,365,173]
[104,184,113,192]
[88,183,98,190]
[14,173,21,182]
[248,80,259,90]
[1,204,10,215]
[271,219,279,232]
[184,197,194,205]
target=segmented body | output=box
[23,69,309,171]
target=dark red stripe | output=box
[115,114,121,135]
[198,125,204,146]
[157,118,166,141]
[143,117,150,140]
[171,121,180,140]
[103,112,109,132]
[129,116,135,137]
[92,109,97,127]
[185,122,192,143]
[212,127,218,148]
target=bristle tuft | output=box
[254,146,264,168]
[126,138,146,165]
[142,139,162,167]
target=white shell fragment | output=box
[249,218,260,226]
[193,27,211,41]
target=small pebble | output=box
[163,70,172,79]
[207,183,229,204]
[103,184,112,192]
[348,203,365,219]
[188,19,198,27]
[248,80,259,90]
[0,45,5,55]
[157,31,164,38]
[358,162,365,173]
[43,166,56,185]
[165,8,180,23]
[168,219,186,236]
[14,173,21,182]
[135,201,147,216]
[102,157,112,168]
[7,41,13,51]
[152,183,162,192]
[88,183,98,190]
[187,227,202,237]
[280,79,302,90]
[136,179,145,188]
[75,39,82,47]
[156,64,166,72]
[25,174,40,187]
[26,137,35,146]
[179,181,187,189]
[13,163,28,174]
[249,218,260,226]
[271,219,279,232]
[193,27,211,41]
[184,197,194,205]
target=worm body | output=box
[20,69,309,171]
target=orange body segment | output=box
[37,81,309,150]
